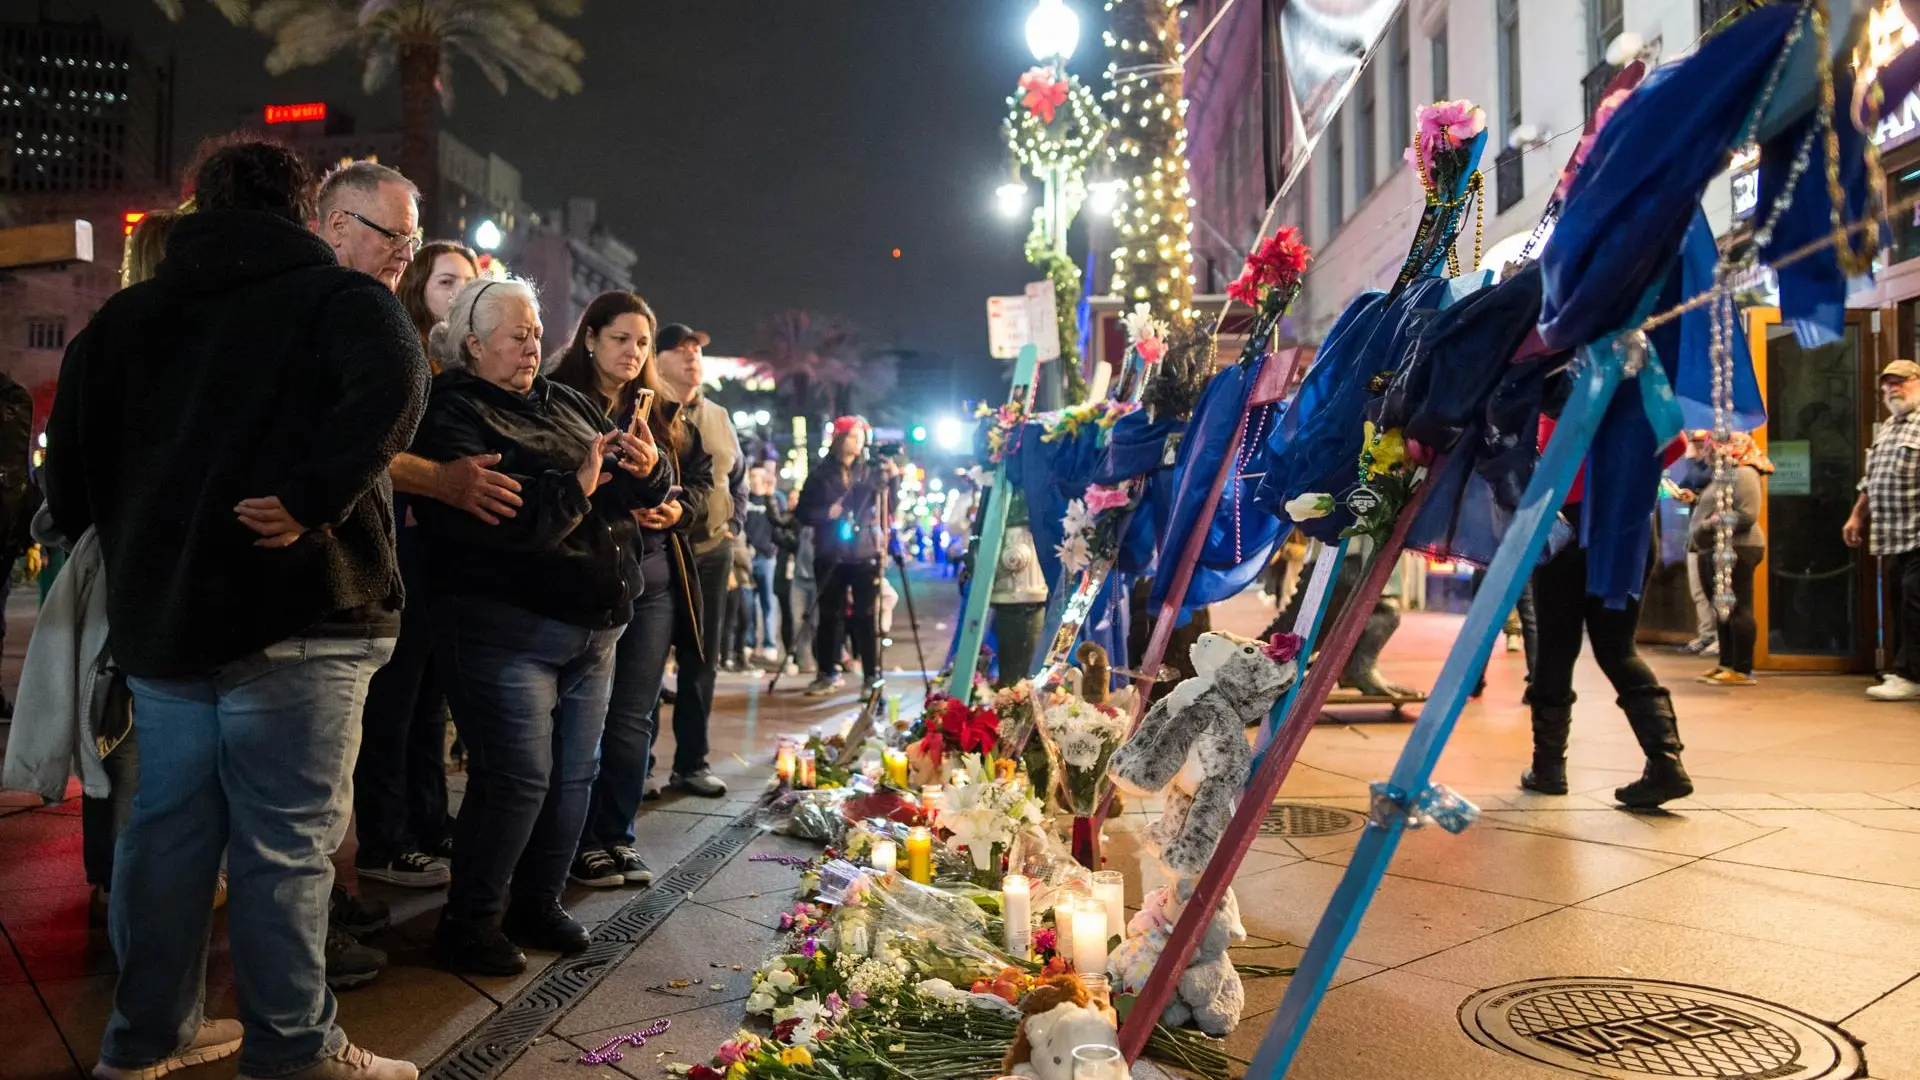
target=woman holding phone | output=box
[415,279,669,975]
[550,291,712,888]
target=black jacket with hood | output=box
[45,210,428,678]
[411,370,671,629]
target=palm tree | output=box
[157,1,586,231]
[749,310,868,436]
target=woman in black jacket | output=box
[413,279,669,976]
[548,291,713,889]
[794,417,898,696]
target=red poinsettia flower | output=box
[1019,68,1070,124]
[955,706,1001,754]
[1249,226,1311,284]
[1226,268,1262,307]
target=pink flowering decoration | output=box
[1083,484,1132,515]
[1406,99,1487,181]
[1033,927,1058,954]
[849,991,869,1010]
[1136,334,1167,366]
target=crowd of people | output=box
[0,136,906,1080]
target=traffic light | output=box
[909,424,928,443]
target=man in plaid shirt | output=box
[1846,359,1920,700]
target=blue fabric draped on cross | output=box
[1536,5,1794,604]
[1146,359,1272,619]
[1007,417,1108,616]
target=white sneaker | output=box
[95,1020,243,1080]
[242,1043,418,1080]
[1867,675,1920,701]
[760,647,781,663]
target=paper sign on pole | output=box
[1025,280,1061,363]
[988,295,1031,359]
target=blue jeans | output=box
[436,596,621,920]
[750,555,777,649]
[581,546,676,853]
[103,633,393,1078]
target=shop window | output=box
[26,317,65,351]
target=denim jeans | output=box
[82,725,140,890]
[750,555,777,649]
[102,632,393,1078]
[666,545,731,776]
[352,595,449,866]
[581,544,675,853]
[436,595,620,920]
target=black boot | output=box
[432,913,528,977]
[1520,699,1572,795]
[1614,689,1693,809]
[503,896,591,954]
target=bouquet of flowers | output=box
[1036,696,1129,815]
[1405,99,1486,197]
[1056,481,1140,577]
[1225,225,1311,314]
[906,694,1000,785]
[974,401,1028,465]
[939,755,1045,885]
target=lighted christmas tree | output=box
[1103,0,1195,325]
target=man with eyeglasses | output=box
[1848,359,1920,701]
[317,161,421,291]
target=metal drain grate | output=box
[1461,978,1863,1079]
[426,807,768,1080]
[1259,802,1363,837]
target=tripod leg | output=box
[892,552,932,694]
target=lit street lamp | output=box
[1026,0,1080,63]
[473,219,503,252]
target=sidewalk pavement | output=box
[6,574,1920,1080]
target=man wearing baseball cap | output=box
[1847,359,1920,700]
[651,324,745,794]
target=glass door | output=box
[1746,308,1878,672]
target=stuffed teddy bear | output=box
[1109,631,1300,874]
[1003,974,1119,1080]
[1106,882,1248,1037]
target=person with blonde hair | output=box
[412,277,670,974]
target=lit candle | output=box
[1070,897,1109,977]
[1092,871,1124,937]
[1052,887,1087,927]
[883,748,909,788]
[774,742,797,785]
[1002,874,1032,956]
[905,826,933,884]
[921,785,944,822]
[796,749,817,789]
[870,839,898,875]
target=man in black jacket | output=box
[46,141,427,1080]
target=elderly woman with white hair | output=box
[411,277,669,976]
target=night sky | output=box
[56,0,1096,402]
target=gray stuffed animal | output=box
[1110,631,1300,874]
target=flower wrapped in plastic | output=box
[1036,697,1128,815]
[939,755,1045,885]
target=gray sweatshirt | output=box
[1688,463,1765,553]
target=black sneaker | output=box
[502,898,591,954]
[669,769,728,797]
[609,845,653,885]
[570,849,625,888]
[642,785,663,802]
[358,852,451,889]
[431,914,527,977]
[325,926,386,990]
[329,885,390,935]
[659,688,677,706]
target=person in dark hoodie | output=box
[44,140,428,1080]
[411,277,669,977]
[795,416,899,696]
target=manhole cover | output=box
[1461,978,1862,1080]
[1259,802,1363,837]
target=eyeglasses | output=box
[342,210,423,254]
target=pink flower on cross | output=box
[1083,484,1132,516]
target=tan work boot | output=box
[242,1043,418,1080]
[94,1019,244,1080]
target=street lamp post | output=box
[1024,0,1082,409]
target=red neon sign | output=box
[123,211,146,236]
[264,102,327,125]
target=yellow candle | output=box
[796,749,817,789]
[905,826,933,884]
[774,743,797,784]
[883,749,909,787]
[870,839,898,875]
